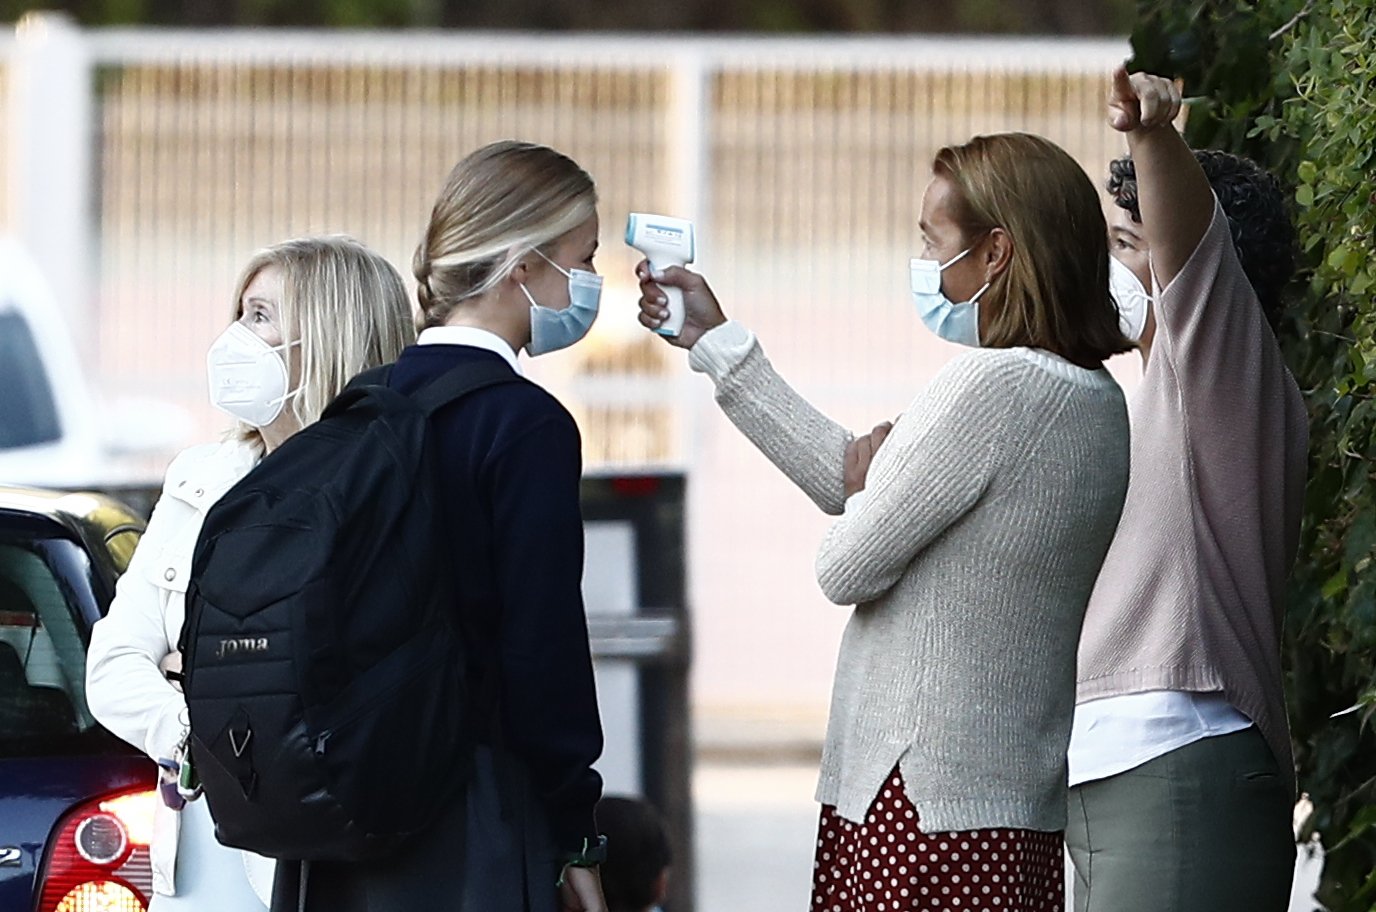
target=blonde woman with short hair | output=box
[87,236,414,911]
[638,133,1132,911]
[286,140,608,912]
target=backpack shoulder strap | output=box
[343,364,393,393]
[322,364,403,421]
[410,359,526,416]
[323,359,521,422]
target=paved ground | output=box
[693,760,1325,912]
[696,763,819,911]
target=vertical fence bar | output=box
[664,49,713,912]
[668,49,712,242]
[9,12,94,355]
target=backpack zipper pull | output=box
[314,731,332,757]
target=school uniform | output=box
[276,329,603,911]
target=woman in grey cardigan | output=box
[637,133,1132,911]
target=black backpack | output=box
[180,360,521,861]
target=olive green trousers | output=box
[1066,727,1295,912]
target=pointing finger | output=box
[1110,63,1135,102]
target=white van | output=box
[0,241,186,488]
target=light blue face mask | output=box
[909,247,990,348]
[520,250,603,356]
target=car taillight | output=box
[36,788,157,912]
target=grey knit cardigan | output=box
[689,322,1130,831]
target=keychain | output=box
[170,713,202,803]
[176,735,202,802]
[156,758,185,810]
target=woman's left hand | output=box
[844,422,893,498]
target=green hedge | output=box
[1131,1,1376,909]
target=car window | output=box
[0,519,121,757]
[0,310,62,450]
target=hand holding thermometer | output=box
[626,213,696,338]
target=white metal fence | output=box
[6,17,1134,714]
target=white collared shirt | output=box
[417,326,523,376]
[1068,691,1253,786]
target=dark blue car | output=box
[0,486,157,912]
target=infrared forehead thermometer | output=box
[626,213,696,338]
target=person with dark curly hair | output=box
[1064,67,1308,912]
[1104,148,1296,341]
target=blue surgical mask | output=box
[909,248,990,348]
[520,250,603,356]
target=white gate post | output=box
[668,49,712,248]
[10,12,94,356]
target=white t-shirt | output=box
[1068,691,1253,786]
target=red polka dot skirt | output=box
[811,767,1063,911]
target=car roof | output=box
[0,486,145,561]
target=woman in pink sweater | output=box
[1066,67,1308,912]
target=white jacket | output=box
[86,438,273,901]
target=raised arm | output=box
[1108,64,1214,289]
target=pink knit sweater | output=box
[1075,198,1309,792]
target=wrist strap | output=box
[556,835,608,886]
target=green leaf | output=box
[1327,245,1362,277]
[1331,805,1376,851]
[1345,512,1376,566]
[1324,569,1351,600]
